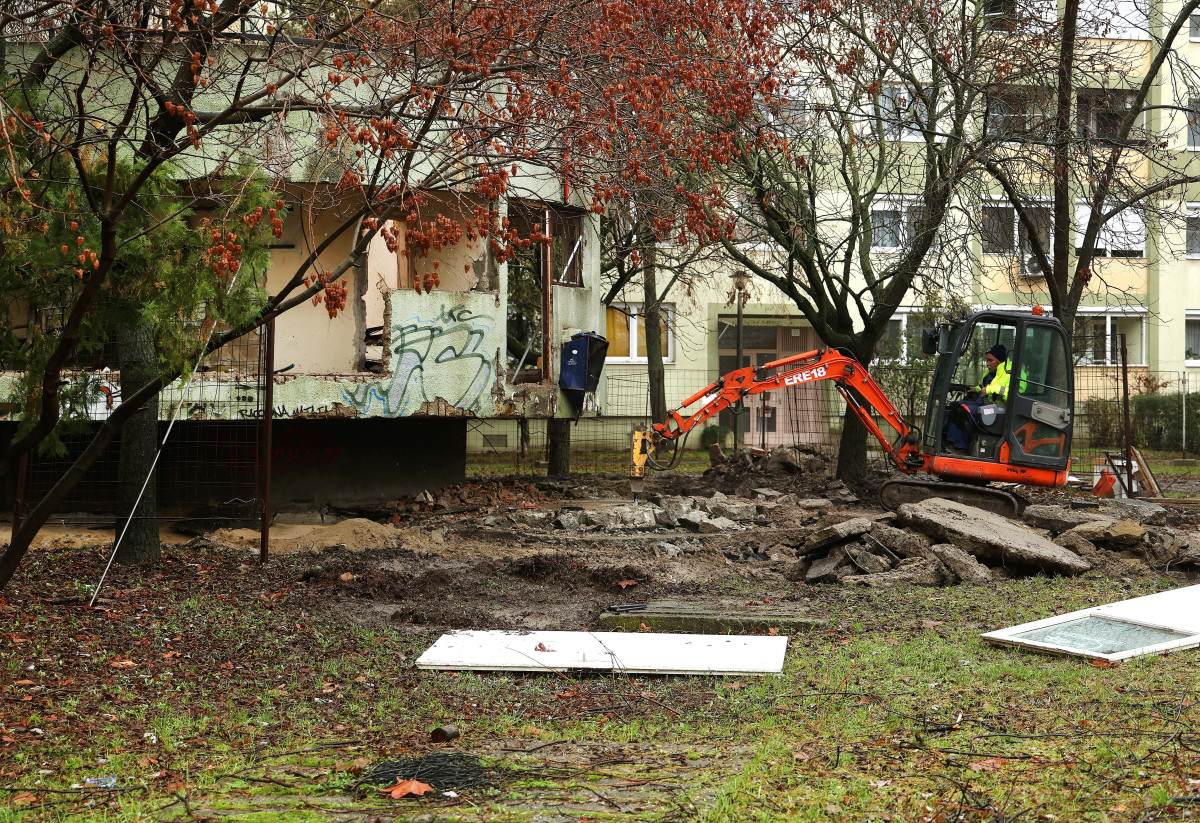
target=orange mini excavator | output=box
[631,310,1075,516]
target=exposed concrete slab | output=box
[1022,505,1111,533]
[598,600,827,634]
[898,498,1091,575]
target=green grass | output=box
[3,549,1198,821]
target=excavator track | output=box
[879,478,1029,519]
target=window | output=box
[1078,90,1136,143]
[986,89,1054,141]
[981,0,1016,27]
[870,201,924,250]
[1079,0,1148,40]
[1074,202,1145,258]
[875,316,906,361]
[879,86,925,141]
[605,304,673,363]
[986,93,1029,139]
[1192,12,1200,40]
[768,76,810,127]
[1188,204,1200,258]
[550,212,584,286]
[982,205,1016,253]
[1075,312,1146,366]
[1187,315,1200,364]
[983,202,1051,274]
[1019,206,1053,276]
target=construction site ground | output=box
[4,455,1200,821]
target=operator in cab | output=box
[945,344,1009,453]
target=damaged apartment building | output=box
[2,191,603,514]
[249,194,603,507]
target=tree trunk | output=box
[641,245,667,424]
[835,405,870,485]
[114,321,160,565]
[546,418,571,477]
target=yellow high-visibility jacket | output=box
[975,360,1011,402]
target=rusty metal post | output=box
[1120,333,1134,497]
[11,452,28,543]
[259,319,275,563]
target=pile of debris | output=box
[706,445,834,497]
[789,497,1200,587]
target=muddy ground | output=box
[199,449,1200,636]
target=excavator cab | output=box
[923,311,1074,481]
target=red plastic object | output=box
[1092,470,1116,497]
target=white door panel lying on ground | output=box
[983,584,1200,662]
[416,630,789,675]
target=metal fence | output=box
[468,335,1200,499]
[17,328,269,529]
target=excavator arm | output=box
[640,348,930,475]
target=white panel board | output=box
[983,583,1200,662]
[415,630,789,675]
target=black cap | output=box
[986,344,1007,361]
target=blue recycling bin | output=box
[560,332,608,411]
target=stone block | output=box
[898,498,1091,575]
[1066,519,1145,548]
[1022,505,1111,533]
[805,546,850,584]
[928,543,992,584]
[842,557,947,588]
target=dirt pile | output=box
[704,445,835,498]
[213,517,400,554]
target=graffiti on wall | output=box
[341,304,496,416]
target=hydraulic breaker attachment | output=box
[630,426,654,501]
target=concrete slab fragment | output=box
[416,630,789,675]
[929,543,992,583]
[898,498,1091,575]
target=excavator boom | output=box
[652,348,929,475]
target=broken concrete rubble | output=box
[805,546,851,584]
[1022,505,1111,533]
[842,557,947,588]
[1064,519,1145,549]
[928,543,992,584]
[898,498,1092,575]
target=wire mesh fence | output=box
[18,329,268,528]
[466,337,1200,500]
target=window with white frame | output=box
[1075,312,1146,366]
[1074,202,1145,258]
[874,314,910,361]
[870,201,924,251]
[980,202,1052,276]
[1077,90,1138,143]
[1079,0,1148,40]
[879,86,925,141]
[604,304,674,363]
[1192,12,1200,40]
[768,75,810,127]
[1188,204,1200,258]
[1187,313,1200,364]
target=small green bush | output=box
[699,425,730,449]
[1078,393,1200,451]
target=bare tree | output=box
[0,0,621,589]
